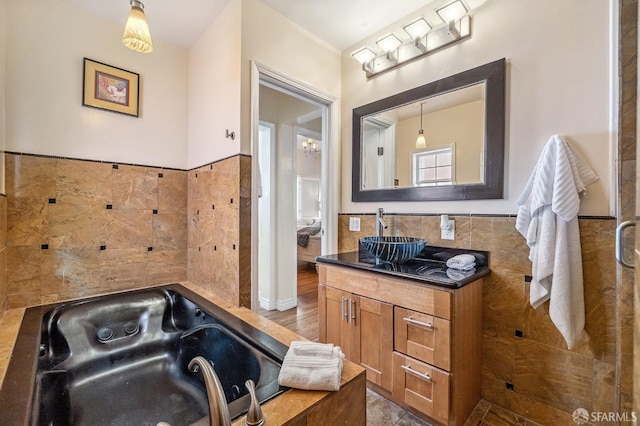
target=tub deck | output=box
[0,281,366,426]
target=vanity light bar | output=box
[436,0,468,24]
[354,15,471,79]
[352,0,472,79]
[376,34,402,53]
[404,18,431,40]
[352,47,377,65]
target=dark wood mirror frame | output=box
[352,58,506,202]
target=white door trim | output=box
[250,61,339,311]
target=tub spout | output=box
[189,356,231,426]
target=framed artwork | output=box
[82,58,139,117]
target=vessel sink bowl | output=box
[360,236,426,264]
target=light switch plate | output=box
[349,217,361,232]
[441,220,455,240]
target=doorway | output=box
[250,62,338,341]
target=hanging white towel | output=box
[515,135,598,349]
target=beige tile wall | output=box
[186,155,251,308]
[338,214,617,424]
[0,195,6,318]
[5,153,187,307]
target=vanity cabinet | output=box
[319,284,394,391]
[318,264,482,426]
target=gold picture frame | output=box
[82,58,139,117]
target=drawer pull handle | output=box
[401,364,431,381]
[341,297,347,320]
[349,299,355,323]
[403,317,433,329]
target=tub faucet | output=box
[189,356,232,426]
[376,208,388,238]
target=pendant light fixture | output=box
[416,102,426,149]
[122,0,154,53]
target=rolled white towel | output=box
[291,340,335,358]
[278,344,344,391]
[446,254,476,271]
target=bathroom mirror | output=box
[352,58,505,202]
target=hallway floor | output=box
[257,264,541,426]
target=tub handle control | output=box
[244,379,264,426]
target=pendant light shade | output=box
[122,0,153,53]
[416,103,426,149]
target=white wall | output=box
[4,0,188,169]
[342,0,613,216]
[240,0,341,155]
[187,0,242,169]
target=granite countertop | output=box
[316,245,491,288]
[0,282,365,426]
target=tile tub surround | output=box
[4,152,252,310]
[187,155,252,308]
[4,153,188,308]
[338,214,617,425]
[0,282,367,426]
[0,195,6,319]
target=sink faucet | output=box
[376,208,388,238]
[189,356,232,426]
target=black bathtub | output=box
[0,284,289,426]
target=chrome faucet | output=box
[188,357,264,426]
[189,356,232,426]
[244,379,264,426]
[376,208,388,238]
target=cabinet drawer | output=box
[393,352,449,424]
[394,307,450,371]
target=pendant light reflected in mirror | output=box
[416,102,426,149]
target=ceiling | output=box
[60,0,438,51]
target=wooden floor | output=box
[257,263,319,341]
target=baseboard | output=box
[276,297,296,311]
[259,295,276,311]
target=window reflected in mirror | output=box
[360,82,485,190]
[413,147,454,187]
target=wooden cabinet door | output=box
[355,295,393,391]
[319,284,352,358]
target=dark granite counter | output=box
[316,245,490,288]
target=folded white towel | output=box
[291,340,336,358]
[446,267,475,281]
[446,254,476,271]
[278,341,344,391]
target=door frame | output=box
[250,61,339,311]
